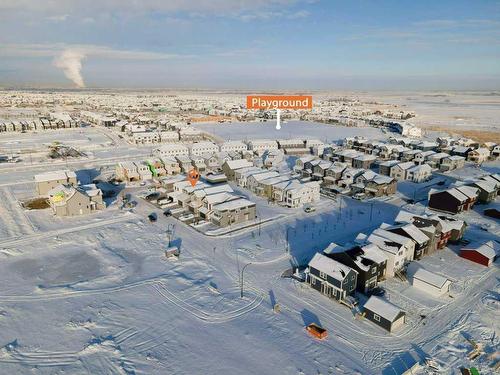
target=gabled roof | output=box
[363,296,404,322]
[464,241,499,260]
[407,264,450,289]
[308,253,357,281]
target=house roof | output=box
[472,180,497,193]
[363,296,404,322]
[407,264,450,289]
[464,241,499,260]
[34,169,76,183]
[308,252,357,281]
[455,185,479,199]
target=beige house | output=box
[211,198,256,227]
[34,170,77,196]
[48,184,105,216]
[467,148,490,164]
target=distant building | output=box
[34,170,77,196]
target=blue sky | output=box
[1,0,499,90]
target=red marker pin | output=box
[187,168,200,187]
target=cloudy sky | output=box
[1,0,499,90]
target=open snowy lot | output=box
[0,149,498,374]
[193,120,388,143]
[0,127,113,153]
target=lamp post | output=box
[240,262,252,298]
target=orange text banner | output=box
[246,95,313,110]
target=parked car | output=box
[163,209,172,217]
[304,204,316,213]
[148,213,157,222]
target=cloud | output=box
[0,0,305,16]
[0,43,194,60]
[1,43,197,87]
[53,49,86,87]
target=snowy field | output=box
[362,91,500,132]
[0,142,498,374]
[0,127,113,152]
[193,120,388,142]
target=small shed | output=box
[363,296,405,332]
[460,241,499,267]
[407,263,451,297]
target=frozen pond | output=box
[193,120,388,143]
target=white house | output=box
[189,142,219,156]
[246,139,279,155]
[220,141,248,153]
[406,263,451,297]
[154,144,189,158]
[406,164,432,183]
[282,181,320,208]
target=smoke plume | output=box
[53,49,86,88]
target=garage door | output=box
[392,315,405,331]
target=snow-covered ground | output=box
[0,127,498,374]
[193,120,388,142]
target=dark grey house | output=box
[363,296,406,332]
[324,244,381,293]
[306,253,358,301]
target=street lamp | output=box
[240,262,252,298]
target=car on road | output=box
[304,204,316,213]
[163,209,172,217]
[148,213,157,222]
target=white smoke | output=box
[53,49,86,88]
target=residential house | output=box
[460,241,498,267]
[34,169,78,196]
[246,139,279,155]
[189,142,219,156]
[366,231,407,278]
[406,164,432,183]
[262,149,284,168]
[440,155,465,172]
[414,151,436,165]
[407,263,451,297]
[135,161,153,180]
[451,146,473,157]
[324,243,383,293]
[471,180,497,203]
[428,187,477,214]
[306,253,358,301]
[390,162,415,181]
[467,148,490,164]
[220,141,247,153]
[116,162,139,182]
[383,223,430,259]
[160,157,181,175]
[153,143,189,158]
[48,183,105,216]
[378,160,400,176]
[210,198,256,227]
[352,154,377,169]
[363,296,406,332]
[221,159,253,180]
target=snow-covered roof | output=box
[212,197,255,211]
[455,185,478,199]
[34,169,76,183]
[308,253,356,281]
[472,180,497,193]
[224,159,253,170]
[465,241,499,260]
[363,296,404,322]
[407,264,450,289]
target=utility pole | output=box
[370,202,374,222]
[240,262,252,298]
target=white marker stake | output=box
[276,109,281,130]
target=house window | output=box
[311,277,316,286]
[373,314,381,322]
[351,275,355,281]
[319,271,326,279]
[372,268,377,275]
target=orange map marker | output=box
[187,168,200,187]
